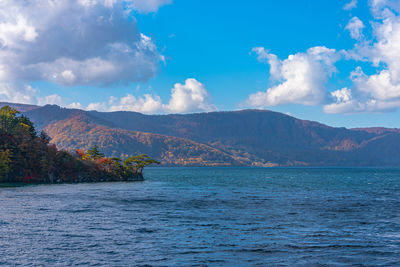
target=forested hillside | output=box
[2,102,400,167]
[43,113,244,166]
[0,106,158,183]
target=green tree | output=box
[0,149,12,182]
[123,154,160,175]
[0,106,20,134]
[86,145,105,160]
[0,105,158,184]
[39,130,51,144]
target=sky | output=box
[0,0,400,128]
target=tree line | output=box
[0,106,159,184]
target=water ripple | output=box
[0,167,399,266]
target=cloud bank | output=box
[0,0,165,106]
[249,0,400,114]
[247,47,339,107]
[80,78,216,114]
[326,0,400,113]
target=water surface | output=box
[0,167,399,266]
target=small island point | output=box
[0,106,160,184]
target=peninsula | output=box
[0,106,159,184]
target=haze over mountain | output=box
[2,102,400,167]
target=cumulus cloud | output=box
[323,87,379,114]
[87,102,108,112]
[73,78,216,114]
[326,1,400,113]
[109,94,162,113]
[324,67,400,114]
[128,0,172,13]
[324,86,400,113]
[68,102,85,110]
[345,17,365,39]
[343,0,358,10]
[37,94,64,106]
[0,83,64,106]
[251,47,281,80]
[369,13,400,84]
[164,78,216,113]
[0,0,162,85]
[370,0,400,18]
[249,0,400,114]
[0,0,167,107]
[0,15,38,47]
[246,46,339,107]
[353,67,400,101]
[0,0,163,88]
[324,88,357,114]
[0,84,37,105]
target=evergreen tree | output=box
[124,154,160,174]
[86,145,105,160]
[0,106,159,184]
[0,149,12,182]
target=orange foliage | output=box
[75,149,85,159]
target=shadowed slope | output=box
[15,103,400,166]
[43,112,245,166]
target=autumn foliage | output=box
[0,106,159,184]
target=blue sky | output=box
[1,0,400,128]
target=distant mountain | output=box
[3,102,400,166]
[352,127,400,134]
[42,112,243,166]
[0,102,40,112]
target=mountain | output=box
[42,112,243,166]
[2,102,400,166]
[351,127,400,134]
[0,102,40,112]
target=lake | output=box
[0,167,399,266]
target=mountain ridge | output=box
[42,112,245,166]
[1,102,399,167]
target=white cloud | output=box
[0,78,215,114]
[252,47,281,80]
[343,0,358,10]
[87,102,108,112]
[0,15,38,47]
[247,46,339,107]
[324,65,400,113]
[37,94,64,106]
[0,0,169,108]
[164,78,216,113]
[328,1,400,113]
[128,0,172,13]
[324,87,400,113]
[370,0,400,18]
[60,70,77,85]
[0,83,37,104]
[345,17,365,39]
[353,67,400,101]
[0,83,64,106]
[73,78,215,114]
[68,102,85,109]
[370,14,400,83]
[324,88,362,113]
[0,0,163,87]
[109,94,162,113]
[249,0,400,114]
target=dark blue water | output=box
[0,168,399,266]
